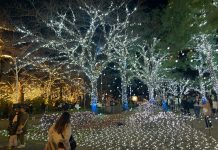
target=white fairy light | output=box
[14,1,138,111]
[130,38,168,100]
[191,34,218,95]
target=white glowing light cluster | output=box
[166,79,192,99]
[0,106,218,149]
[75,105,218,150]
[39,111,97,130]
[191,34,218,95]
[130,38,168,99]
[15,2,139,106]
[213,0,218,7]
[2,57,34,75]
[0,111,97,141]
[1,56,51,102]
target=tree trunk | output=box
[17,81,23,103]
[207,51,218,95]
[19,83,24,103]
[121,74,128,110]
[200,78,206,96]
[214,82,218,96]
[91,78,98,113]
[121,58,128,110]
[148,85,154,100]
[60,86,63,100]
[46,74,52,104]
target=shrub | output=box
[25,96,45,114]
[0,98,13,118]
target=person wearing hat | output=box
[16,105,29,148]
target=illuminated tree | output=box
[1,55,38,103]
[13,1,139,111]
[131,38,168,100]
[190,34,218,95]
[165,79,192,101]
[159,0,218,98]
[104,9,138,109]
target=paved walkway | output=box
[0,136,88,150]
[191,117,218,139]
[0,136,45,150]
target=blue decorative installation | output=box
[149,98,156,104]
[123,101,129,110]
[202,96,207,105]
[162,99,168,112]
[91,97,98,113]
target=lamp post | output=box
[0,54,19,103]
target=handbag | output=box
[61,133,77,150]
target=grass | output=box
[0,119,8,130]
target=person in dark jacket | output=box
[183,96,189,115]
[7,108,19,149]
[194,95,201,118]
[16,105,29,148]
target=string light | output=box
[191,34,218,95]
[1,104,217,149]
[14,2,138,111]
[130,38,168,100]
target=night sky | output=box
[0,0,168,13]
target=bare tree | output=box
[131,38,168,100]
[14,1,138,111]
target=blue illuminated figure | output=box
[91,97,98,113]
[202,96,207,105]
[123,101,129,110]
[149,98,156,104]
[162,96,168,112]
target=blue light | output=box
[162,99,168,112]
[91,102,97,113]
[91,98,98,113]
[149,98,156,104]
[122,102,129,110]
[202,96,207,105]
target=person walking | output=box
[212,99,218,116]
[170,97,175,111]
[16,105,29,148]
[194,95,201,118]
[183,96,190,115]
[202,96,212,128]
[7,108,19,149]
[45,112,72,150]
